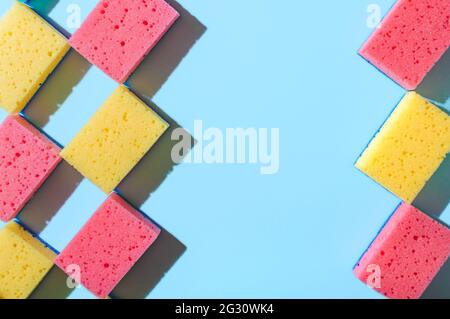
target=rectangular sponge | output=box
[61,86,168,194]
[354,203,450,299]
[55,193,161,298]
[69,0,179,83]
[359,0,450,90]
[355,92,450,203]
[0,115,62,222]
[0,222,56,299]
[0,2,69,113]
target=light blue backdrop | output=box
[0,0,448,299]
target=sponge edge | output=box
[61,86,169,194]
[355,92,450,203]
[69,0,179,83]
[0,115,62,222]
[0,222,56,299]
[55,193,161,298]
[354,203,450,299]
[0,2,69,113]
[359,0,450,90]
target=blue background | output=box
[0,0,448,299]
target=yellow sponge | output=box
[0,222,56,299]
[61,86,169,193]
[356,92,450,203]
[0,2,69,113]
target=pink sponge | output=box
[69,0,179,83]
[359,0,450,90]
[55,193,161,298]
[354,203,450,299]
[0,115,61,222]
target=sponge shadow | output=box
[422,258,450,299]
[412,155,450,219]
[110,228,186,299]
[29,266,74,299]
[117,92,195,208]
[23,49,92,128]
[25,0,59,16]
[17,161,84,235]
[417,48,450,111]
[125,0,207,99]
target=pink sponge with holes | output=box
[55,193,161,298]
[69,0,179,83]
[359,0,450,90]
[0,115,61,222]
[354,203,450,299]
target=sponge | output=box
[61,86,168,194]
[0,115,62,222]
[359,0,450,90]
[69,0,179,83]
[354,203,450,299]
[0,222,56,299]
[0,2,69,113]
[55,193,161,298]
[355,92,450,203]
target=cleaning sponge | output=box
[0,222,56,299]
[0,115,62,222]
[55,193,161,298]
[69,0,179,83]
[359,0,450,90]
[355,92,450,203]
[0,2,69,113]
[354,203,450,299]
[61,86,168,194]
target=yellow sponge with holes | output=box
[356,92,450,203]
[61,86,169,193]
[0,2,69,113]
[0,222,56,299]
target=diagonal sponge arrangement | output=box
[355,0,450,299]
[354,203,450,299]
[0,115,61,222]
[61,86,169,194]
[0,2,69,113]
[0,0,185,299]
[356,92,450,204]
[359,0,450,90]
[0,222,56,299]
[69,0,179,83]
[55,193,161,299]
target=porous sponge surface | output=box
[355,92,450,203]
[354,203,450,299]
[55,193,161,298]
[0,115,62,222]
[0,2,69,113]
[0,222,56,299]
[69,0,179,83]
[61,86,168,194]
[359,0,450,90]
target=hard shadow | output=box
[24,0,70,38]
[17,161,84,235]
[125,0,207,99]
[117,92,195,208]
[29,265,74,299]
[25,0,59,16]
[413,155,450,219]
[422,258,450,299]
[417,48,450,111]
[110,228,186,299]
[23,49,92,128]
